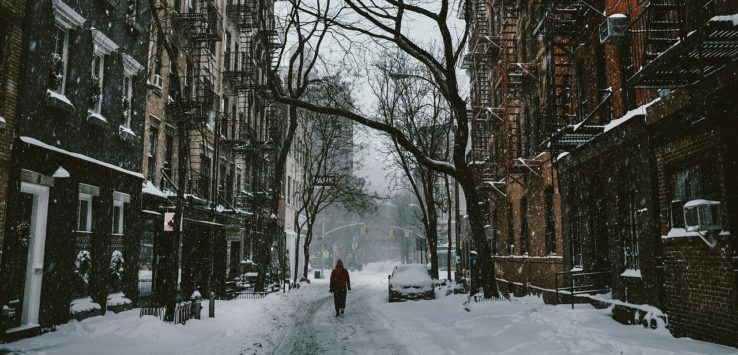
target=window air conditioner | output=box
[152,74,164,89]
[683,199,721,232]
[599,14,629,44]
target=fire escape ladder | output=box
[546,1,579,138]
[496,0,521,174]
[644,0,684,62]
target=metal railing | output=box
[554,270,611,309]
[139,301,194,325]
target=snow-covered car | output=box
[388,264,435,302]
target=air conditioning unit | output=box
[683,199,721,232]
[600,14,629,44]
[152,74,164,90]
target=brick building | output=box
[0,0,150,340]
[140,0,286,302]
[464,0,738,347]
[0,0,29,269]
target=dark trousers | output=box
[333,290,347,310]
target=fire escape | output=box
[225,0,259,210]
[627,0,738,88]
[170,0,223,202]
[462,0,493,183]
[494,0,522,175]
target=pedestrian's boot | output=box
[335,309,340,317]
[340,308,344,315]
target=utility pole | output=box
[208,110,219,317]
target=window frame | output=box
[78,193,93,232]
[52,23,70,95]
[112,199,125,235]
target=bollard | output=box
[209,292,215,318]
[191,290,202,319]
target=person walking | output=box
[329,259,351,317]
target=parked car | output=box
[388,264,435,302]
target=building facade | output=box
[0,0,150,339]
[464,0,738,347]
[0,0,29,270]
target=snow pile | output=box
[6,285,328,355]
[142,180,167,198]
[70,297,101,314]
[107,293,132,307]
[603,97,661,132]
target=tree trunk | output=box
[456,168,497,298]
[302,222,314,280]
[424,171,439,279]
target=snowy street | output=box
[3,262,736,355]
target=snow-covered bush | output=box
[110,250,124,292]
[75,250,92,296]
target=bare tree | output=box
[269,1,500,297]
[371,51,450,279]
[292,79,374,281]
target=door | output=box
[8,182,50,330]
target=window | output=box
[148,125,159,182]
[545,187,556,255]
[112,200,124,235]
[51,0,85,94]
[224,31,231,71]
[122,53,142,127]
[90,53,104,113]
[520,197,528,255]
[164,133,173,176]
[507,202,514,255]
[621,178,639,270]
[52,24,70,94]
[122,75,133,126]
[78,194,93,232]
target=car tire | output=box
[388,290,395,303]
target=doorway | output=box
[7,182,50,331]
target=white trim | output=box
[19,136,145,179]
[78,183,100,197]
[90,28,119,55]
[52,0,86,29]
[19,182,49,328]
[122,53,144,76]
[113,191,131,203]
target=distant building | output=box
[1,0,149,339]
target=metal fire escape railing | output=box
[169,0,225,202]
[626,0,738,88]
[544,1,579,136]
[494,0,522,175]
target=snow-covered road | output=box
[275,287,409,354]
[3,261,737,355]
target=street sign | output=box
[315,175,337,186]
[164,212,175,232]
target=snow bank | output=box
[107,293,132,307]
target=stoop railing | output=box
[555,270,611,309]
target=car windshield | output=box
[392,265,431,283]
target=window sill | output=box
[46,90,74,114]
[119,125,138,144]
[87,111,109,128]
[620,269,642,278]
